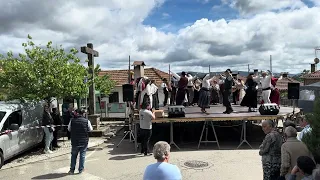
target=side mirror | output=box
[9,124,19,131]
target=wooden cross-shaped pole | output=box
[81,43,99,115]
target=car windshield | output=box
[0,111,6,122]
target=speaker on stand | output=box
[116,84,135,147]
[288,82,300,114]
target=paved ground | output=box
[0,134,263,180]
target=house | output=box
[303,63,320,85]
[276,73,303,91]
[99,61,170,105]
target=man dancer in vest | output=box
[220,69,234,114]
[68,109,93,174]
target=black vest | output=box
[71,117,89,147]
[224,78,232,90]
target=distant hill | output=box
[177,71,295,78]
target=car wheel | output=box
[0,151,4,169]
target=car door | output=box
[6,110,25,155]
[0,115,17,158]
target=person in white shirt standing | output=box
[254,70,272,104]
[139,97,155,156]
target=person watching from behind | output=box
[143,141,182,180]
[289,156,316,180]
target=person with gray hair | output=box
[143,141,182,180]
[280,126,314,179]
[259,120,282,180]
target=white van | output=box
[0,101,45,169]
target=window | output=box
[1,110,22,132]
[109,92,119,103]
[0,111,5,122]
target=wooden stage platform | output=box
[129,105,299,152]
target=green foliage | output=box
[292,69,310,82]
[0,35,88,103]
[302,98,320,163]
[92,64,116,96]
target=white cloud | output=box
[162,13,171,19]
[0,0,319,75]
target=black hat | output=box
[181,71,186,76]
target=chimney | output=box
[133,61,146,80]
[311,63,316,73]
[282,72,288,78]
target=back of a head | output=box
[263,119,275,128]
[283,120,296,129]
[297,156,316,175]
[284,126,297,138]
[153,141,170,161]
[74,109,85,118]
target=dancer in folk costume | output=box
[198,74,215,113]
[232,74,240,105]
[186,74,197,106]
[241,73,258,112]
[220,69,239,114]
[192,78,201,105]
[150,80,160,110]
[170,76,178,105]
[254,70,273,104]
[140,79,153,109]
[135,77,143,109]
[172,71,189,105]
[270,75,282,105]
[161,78,169,106]
[211,80,220,105]
[237,79,246,104]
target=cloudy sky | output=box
[1,0,320,74]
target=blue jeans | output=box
[70,145,87,172]
[44,127,53,151]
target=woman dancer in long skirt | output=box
[198,74,215,113]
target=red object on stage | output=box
[270,88,280,105]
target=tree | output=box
[0,35,114,104]
[302,98,320,164]
[292,69,310,82]
[93,64,116,96]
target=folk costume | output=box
[270,76,282,105]
[140,79,153,109]
[172,72,189,105]
[241,74,258,112]
[170,76,178,105]
[255,70,272,104]
[161,79,169,106]
[150,81,159,110]
[136,77,146,109]
[192,78,201,105]
[187,74,196,105]
[198,74,215,113]
[237,79,246,104]
[211,81,220,105]
[221,69,234,114]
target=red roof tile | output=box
[303,70,320,79]
[276,77,302,91]
[99,67,169,86]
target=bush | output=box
[302,98,320,164]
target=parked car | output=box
[0,101,44,169]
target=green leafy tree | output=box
[93,64,116,96]
[0,35,89,104]
[292,69,310,82]
[302,98,320,164]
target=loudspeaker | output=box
[259,103,280,115]
[168,105,185,118]
[288,83,300,99]
[122,84,134,102]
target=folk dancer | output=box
[232,74,240,105]
[140,79,153,109]
[211,80,220,105]
[237,79,246,104]
[170,76,178,105]
[187,74,196,106]
[150,80,160,110]
[255,70,272,104]
[198,74,215,113]
[220,69,236,114]
[172,71,188,106]
[241,73,258,112]
[192,78,202,105]
[136,77,146,109]
[270,75,282,105]
[161,78,171,106]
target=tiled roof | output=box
[99,67,169,86]
[303,70,320,79]
[276,77,303,91]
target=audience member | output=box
[297,116,312,141]
[289,156,316,180]
[280,126,314,179]
[259,120,283,180]
[143,141,182,180]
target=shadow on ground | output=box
[31,173,68,179]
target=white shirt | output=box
[138,78,144,91]
[68,117,93,132]
[254,74,272,89]
[202,74,215,88]
[187,74,195,86]
[140,84,153,106]
[150,84,158,94]
[139,109,153,129]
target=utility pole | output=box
[209,65,211,74]
[247,64,250,73]
[270,55,272,72]
[128,55,131,83]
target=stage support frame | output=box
[198,120,220,149]
[237,119,253,149]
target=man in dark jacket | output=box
[68,109,93,174]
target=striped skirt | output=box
[198,88,211,109]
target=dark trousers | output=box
[52,127,59,147]
[140,128,152,155]
[163,88,169,106]
[170,87,176,105]
[223,90,233,111]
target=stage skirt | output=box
[241,89,257,108]
[270,88,280,105]
[198,87,211,109]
